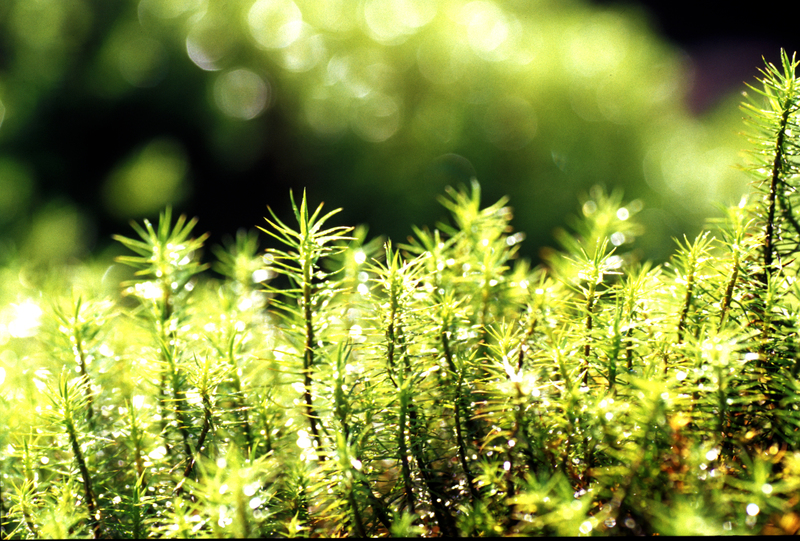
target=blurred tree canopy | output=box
[0,0,750,265]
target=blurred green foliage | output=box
[0,0,749,264]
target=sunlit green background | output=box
[0,0,754,266]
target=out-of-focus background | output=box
[0,0,797,265]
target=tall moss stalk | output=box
[114,208,209,462]
[260,192,352,461]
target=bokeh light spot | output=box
[660,124,710,198]
[214,68,271,120]
[307,0,354,32]
[247,0,304,50]
[186,18,235,72]
[363,0,436,44]
[187,36,221,72]
[567,13,629,77]
[11,0,70,49]
[103,138,189,219]
[325,55,350,86]
[118,35,168,88]
[138,0,203,20]
[461,1,511,59]
[352,93,401,142]
[279,27,326,72]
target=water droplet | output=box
[297,430,313,449]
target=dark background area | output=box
[592,1,800,113]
